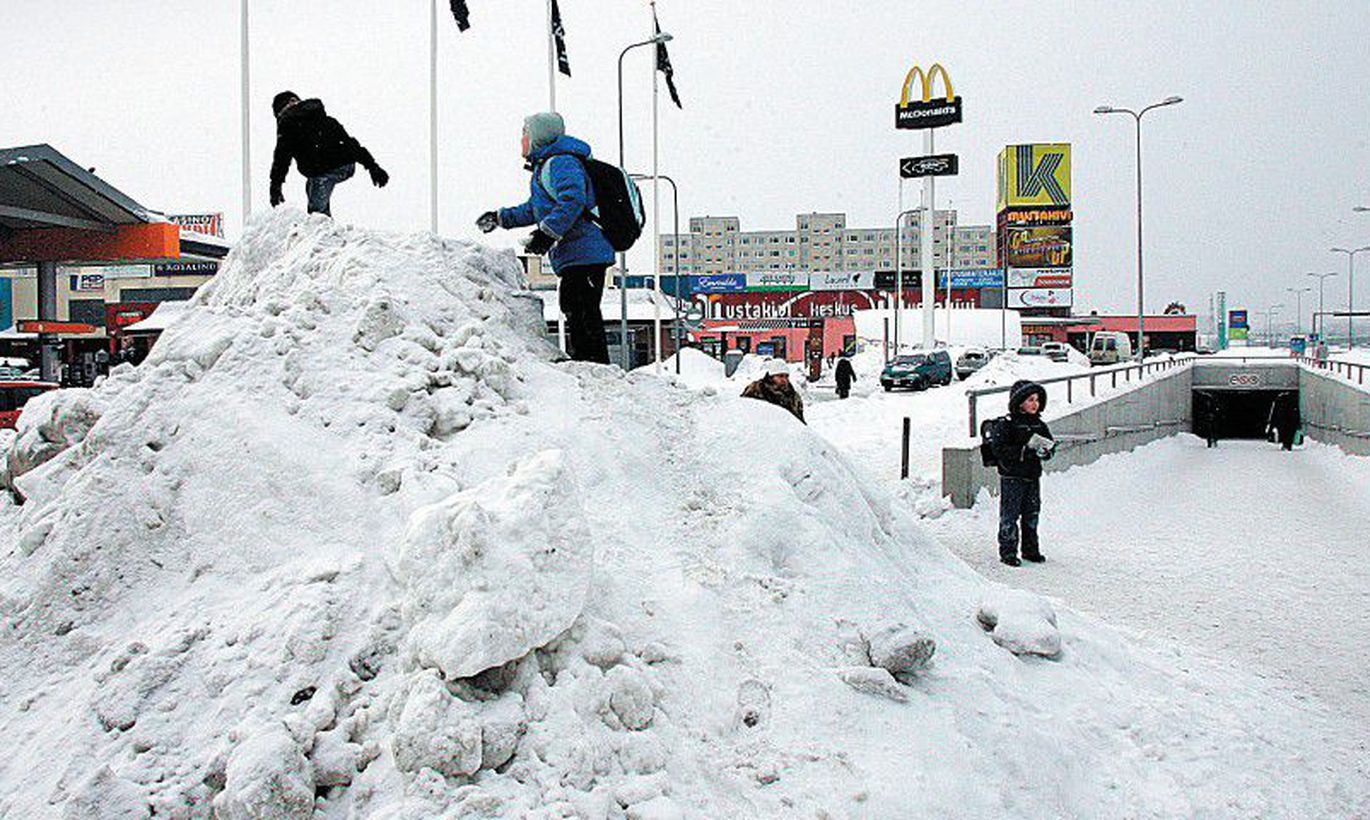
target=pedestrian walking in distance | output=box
[1267,391,1299,451]
[478,112,615,365]
[834,356,856,399]
[741,359,805,423]
[984,380,1055,567]
[269,91,389,217]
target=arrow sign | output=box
[900,154,959,179]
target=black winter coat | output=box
[270,99,377,187]
[835,359,856,388]
[992,380,1054,480]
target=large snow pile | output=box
[0,210,1364,818]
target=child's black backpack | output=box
[979,416,1008,467]
[539,158,645,252]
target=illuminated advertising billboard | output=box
[1004,226,1072,269]
[1007,268,1073,289]
[1008,288,1074,309]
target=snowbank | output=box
[0,210,1363,818]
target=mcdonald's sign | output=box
[895,63,962,130]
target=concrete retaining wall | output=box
[942,366,1195,508]
[1300,367,1370,457]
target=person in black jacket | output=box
[990,380,1055,567]
[834,357,856,399]
[269,91,389,216]
[1267,391,1299,451]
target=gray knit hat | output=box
[522,111,566,152]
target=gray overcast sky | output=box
[5,1,1369,326]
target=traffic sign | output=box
[900,154,959,179]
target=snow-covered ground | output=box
[0,213,1366,817]
[925,435,1370,755]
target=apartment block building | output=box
[657,211,995,277]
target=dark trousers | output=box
[305,163,355,216]
[558,264,610,364]
[998,476,1041,560]
[836,382,851,399]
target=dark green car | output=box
[880,350,953,391]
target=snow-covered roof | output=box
[0,325,37,340]
[535,287,680,323]
[122,300,189,334]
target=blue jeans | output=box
[998,477,1041,559]
[305,163,355,216]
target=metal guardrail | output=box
[965,355,1195,437]
[1295,355,1370,388]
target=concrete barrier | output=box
[942,366,1195,508]
[1300,366,1370,457]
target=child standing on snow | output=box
[989,380,1055,567]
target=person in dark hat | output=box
[988,380,1055,567]
[269,91,388,217]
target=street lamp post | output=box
[616,32,672,370]
[1285,286,1311,335]
[1307,272,1337,337]
[631,173,681,373]
[1263,304,1283,348]
[1330,246,1370,349]
[891,207,919,358]
[1094,96,1183,361]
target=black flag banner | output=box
[450,0,470,31]
[551,0,571,77]
[653,10,681,108]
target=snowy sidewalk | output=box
[926,435,1370,752]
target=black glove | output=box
[476,211,500,233]
[269,183,284,207]
[368,164,389,188]
[523,228,556,256]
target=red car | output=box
[0,380,59,430]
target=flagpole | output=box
[429,0,439,234]
[548,0,566,353]
[241,0,251,227]
[650,1,662,372]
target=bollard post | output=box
[1067,379,1073,404]
[1090,374,1096,396]
[1112,371,1117,389]
[967,394,978,439]
[901,417,911,481]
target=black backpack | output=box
[539,157,645,252]
[979,416,1008,467]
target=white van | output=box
[1089,331,1133,365]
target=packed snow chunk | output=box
[605,665,656,730]
[976,588,1062,658]
[865,622,936,678]
[5,386,104,487]
[61,766,148,820]
[214,727,315,820]
[627,795,686,820]
[394,449,593,679]
[838,667,908,703]
[390,669,485,778]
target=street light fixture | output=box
[631,173,681,374]
[615,32,672,369]
[1093,95,1183,360]
[1330,246,1370,349]
[1263,304,1283,348]
[1307,272,1337,337]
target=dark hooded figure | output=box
[989,380,1054,567]
[1198,392,1223,448]
[1267,391,1300,451]
[834,357,856,399]
[269,91,389,216]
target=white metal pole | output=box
[547,0,557,111]
[920,128,935,349]
[241,0,251,226]
[651,3,662,372]
[429,0,438,234]
[895,179,902,356]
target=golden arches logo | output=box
[899,63,955,106]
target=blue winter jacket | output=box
[498,135,616,273]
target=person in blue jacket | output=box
[478,112,615,364]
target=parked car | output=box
[955,348,991,380]
[1040,341,1072,362]
[880,350,953,391]
[1089,331,1133,365]
[1016,346,1043,357]
[0,380,59,429]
